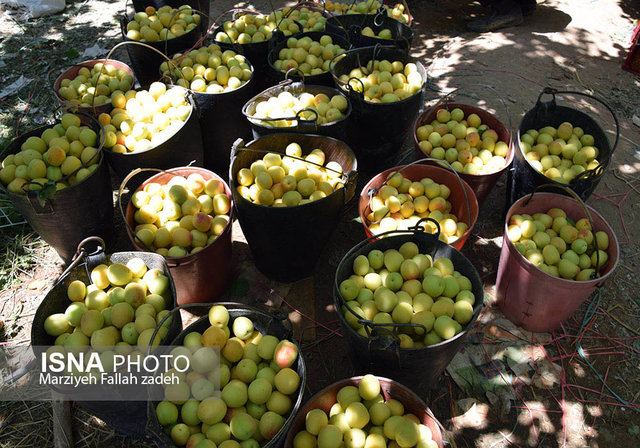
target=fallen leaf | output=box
[82,44,107,58]
[0,76,33,99]
[27,279,46,290]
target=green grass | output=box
[0,224,43,291]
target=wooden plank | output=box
[51,393,72,448]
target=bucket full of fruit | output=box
[413,86,514,206]
[325,12,414,49]
[496,185,619,332]
[359,159,479,250]
[53,59,135,122]
[161,44,255,176]
[326,0,413,26]
[0,113,114,263]
[230,134,358,282]
[100,82,204,180]
[284,375,444,448]
[131,0,211,32]
[120,4,204,86]
[510,87,619,205]
[119,166,234,305]
[147,302,306,447]
[276,3,332,32]
[267,31,351,87]
[30,236,182,437]
[242,75,352,141]
[213,9,301,91]
[331,45,426,171]
[334,225,484,391]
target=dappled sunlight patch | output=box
[618,161,640,174]
[586,404,603,417]
[452,398,490,429]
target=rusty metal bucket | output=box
[118,167,234,305]
[359,159,479,250]
[284,376,444,448]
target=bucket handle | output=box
[47,60,134,117]
[104,42,201,119]
[104,41,183,85]
[243,106,320,130]
[363,157,473,230]
[240,78,296,118]
[279,1,331,19]
[240,70,320,129]
[330,44,408,96]
[284,66,306,83]
[532,87,620,182]
[58,236,106,282]
[524,183,602,279]
[335,217,442,337]
[230,140,357,205]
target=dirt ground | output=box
[1,0,640,447]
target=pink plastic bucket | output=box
[496,191,619,332]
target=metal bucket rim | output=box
[53,59,135,108]
[211,25,279,49]
[160,52,256,96]
[267,31,352,80]
[244,83,352,130]
[231,132,358,207]
[330,0,415,26]
[331,47,426,105]
[325,13,414,36]
[276,3,334,20]
[124,166,234,262]
[504,191,620,285]
[283,374,443,448]
[515,102,612,180]
[358,163,479,242]
[413,101,515,175]
[120,14,202,46]
[334,232,484,350]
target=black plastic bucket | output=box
[0,122,114,264]
[242,78,352,141]
[266,31,351,87]
[102,87,204,181]
[509,88,619,206]
[276,3,333,32]
[212,15,292,93]
[131,0,211,31]
[147,302,306,447]
[334,224,484,393]
[188,65,255,177]
[229,134,358,282]
[119,15,203,86]
[30,238,182,438]
[325,14,414,49]
[330,45,426,172]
